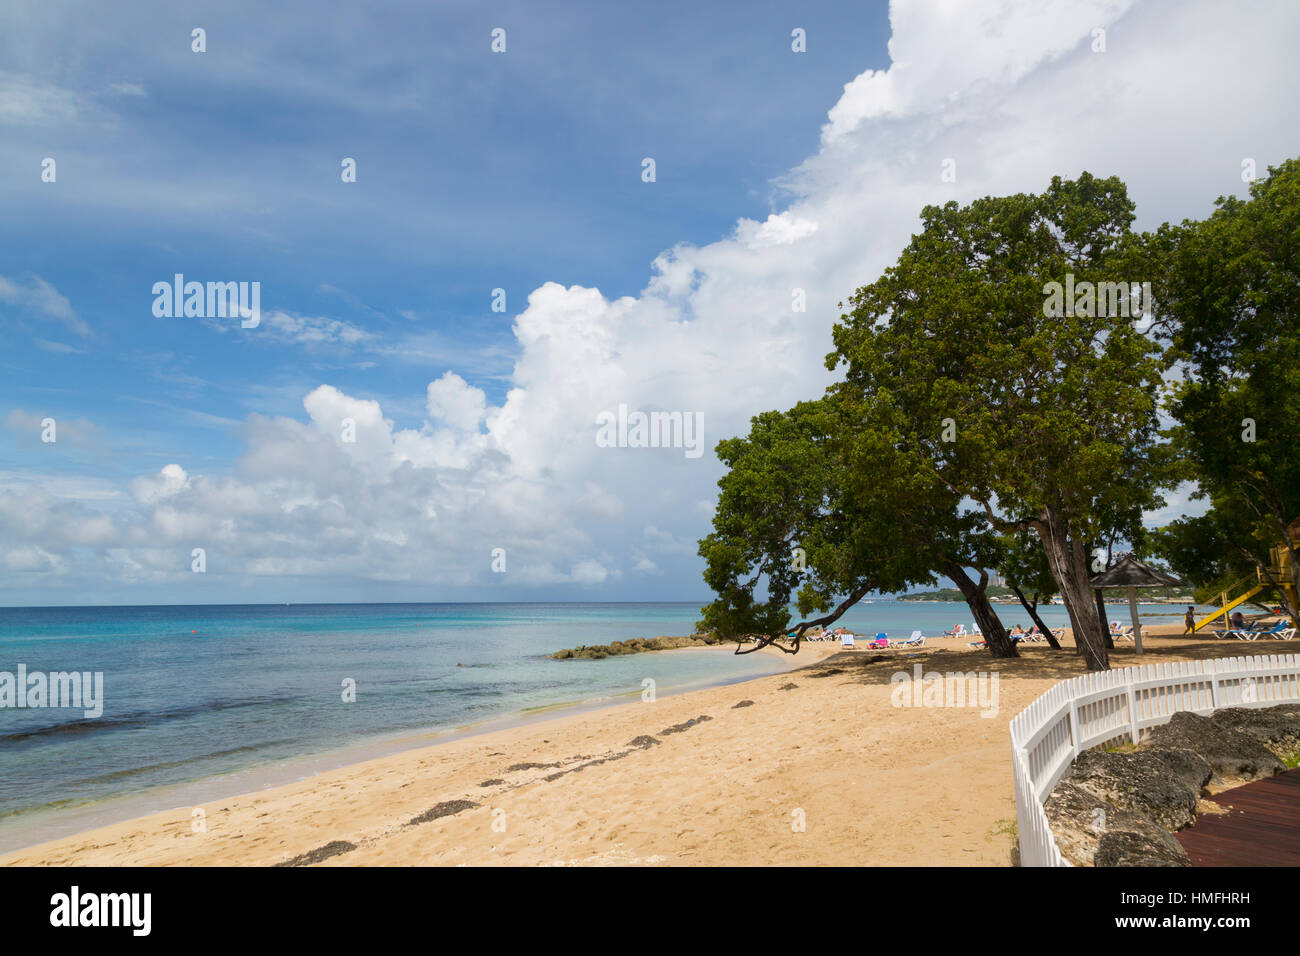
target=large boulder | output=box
[1064,750,1202,830]
[1144,747,1215,794]
[1208,704,1300,762]
[1096,825,1190,867]
[1043,780,1188,867]
[1040,703,1300,866]
[1141,711,1285,784]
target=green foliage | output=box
[827,173,1167,544]
[1147,159,1300,620]
[697,394,965,641]
[996,530,1058,598]
[697,162,1300,659]
[823,173,1171,668]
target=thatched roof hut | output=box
[1090,556,1185,654]
[1090,555,1183,590]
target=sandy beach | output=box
[4,623,1294,867]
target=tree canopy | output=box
[825,173,1167,669]
[699,163,1297,671]
[698,393,1019,656]
[1147,159,1300,624]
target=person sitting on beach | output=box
[942,624,961,636]
[1184,605,1196,634]
[1230,611,1246,631]
[1011,624,1025,636]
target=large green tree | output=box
[828,173,1167,670]
[698,394,1019,657]
[1147,159,1300,625]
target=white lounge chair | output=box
[840,632,856,648]
[896,630,925,647]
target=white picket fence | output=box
[1009,653,1300,866]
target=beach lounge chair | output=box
[840,632,856,648]
[870,632,889,648]
[1216,621,1263,640]
[1240,622,1293,640]
[897,630,925,647]
[1255,620,1297,640]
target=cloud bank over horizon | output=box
[3,0,1298,605]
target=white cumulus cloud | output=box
[3,0,1296,602]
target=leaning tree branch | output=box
[734,582,874,656]
[964,489,1043,536]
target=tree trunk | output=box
[946,561,1017,658]
[1094,589,1115,649]
[1011,585,1061,649]
[1034,507,1109,670]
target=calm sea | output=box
[0,599,1180,851]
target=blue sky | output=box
[3,0,887,456]
[2,0,886,517]
[1,0,1295,605]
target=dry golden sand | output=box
[3,624,1293,867]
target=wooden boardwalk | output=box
[1177,768,1300,866]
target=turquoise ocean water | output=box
[0,599,1181,851]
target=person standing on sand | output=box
[1184,605,1196,634]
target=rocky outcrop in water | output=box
[551,634,725,659]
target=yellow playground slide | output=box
[1192,583,1265,631]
